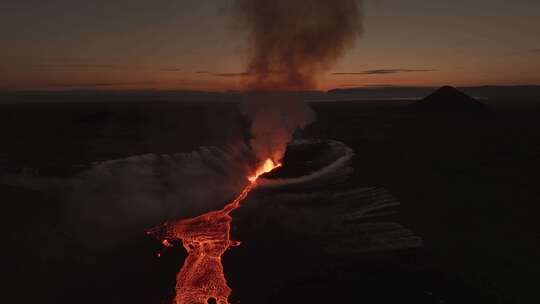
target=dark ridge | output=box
[410,86,488,113]
[265,141,333,179]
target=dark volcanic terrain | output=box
[2,89,540,303]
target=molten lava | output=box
[148,159,281,304]
[248,158,279,183]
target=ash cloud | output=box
[233,0,364,163]
[234,0,363,90]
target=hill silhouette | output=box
[410,86,487,113]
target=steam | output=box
[3,145,254,251]
[240,92,316,163]
[2,140,422,255]
[234,0,364,162]
[259,140,354,188]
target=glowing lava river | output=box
[147,159,281,304]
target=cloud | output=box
[48,81,159,88]
[215,72,251,77]
[364,84,401,88]
[32,64,182,71]
[195,70,210,74]
[531,49,540,53]
[32,64,122,69]
[332,69,436,75]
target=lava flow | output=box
[147,158,281,304]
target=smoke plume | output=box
[235,0,363,89]
[240,92,315,163]
[234,0,363,162]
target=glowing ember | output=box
[148,159,281,304]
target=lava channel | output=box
[147,158,281,304]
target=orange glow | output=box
[148,158,281,304]
[248,158,281,183]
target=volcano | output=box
[410,86,487,113]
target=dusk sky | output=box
[2,0,540,91]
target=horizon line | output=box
[2,84,540,95]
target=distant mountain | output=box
[410,86,487,112]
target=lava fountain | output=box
[147,158,281,304]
